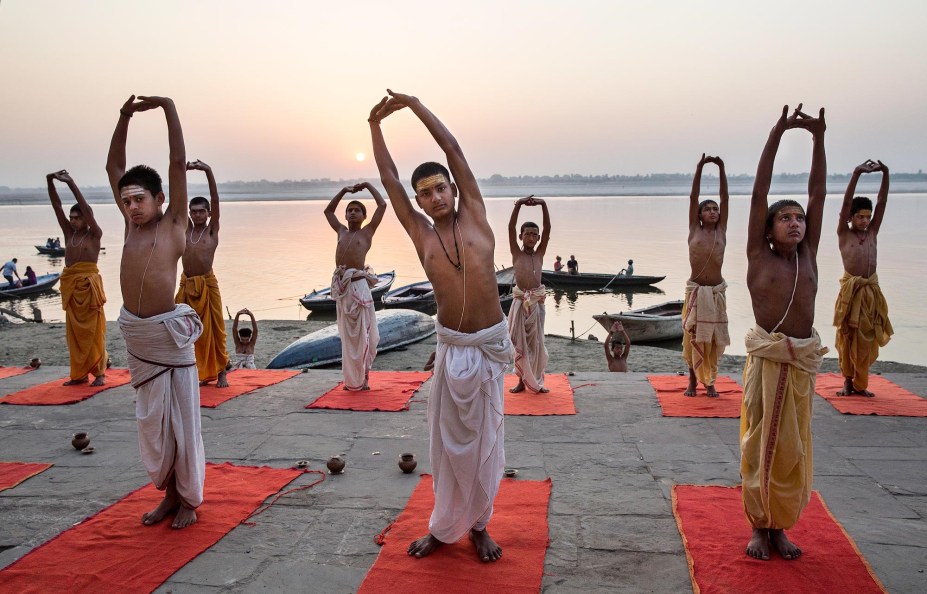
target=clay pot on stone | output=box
[398,453,417,474]
[326,455,346,474]
[72,432,90,450]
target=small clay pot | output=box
[29,357,42,369]
[72,432,90,450]
[326,455,345,474]
[295,460,309,470]
[503,468,518,478]
[398,453,417,474]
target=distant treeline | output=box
[479,171,927,185]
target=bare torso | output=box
[335,226,375,270]
[688,225,726,286]
[180,223,218,277]
[513,247,544,290]
[64,229,102,267]
[837,228,878,278]
[746,246,818,338]
[121,214,186,317]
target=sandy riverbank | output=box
[2,318,924,375]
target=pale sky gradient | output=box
[1,0,925,187]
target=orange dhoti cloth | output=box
[175,271,229,383]
[740,326,827,530]
[59,262,108,381]
[833,272,893,392]
[682,280,730,387]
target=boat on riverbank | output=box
[299,270,395,312]
[593,299,684,343]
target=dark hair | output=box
[238,327,253,338]
[698,199,718,216]
[189,196,210,211]
[411,162,450,193]
[69,204,83,215]
[851,196,873,215]
[346,200,367,217]
[520,221,539,234]
[118,165,163,197]
[765,199,804,229]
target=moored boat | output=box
[541,270,665,289]
[382,280,435,310]
[35,245,66,257]
[299,270,395,312]
[593,299,684,343]
[0,273,61,298]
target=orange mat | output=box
[0,462,303,594]
[647,375,743,418]
[0,366,34,380]
[672,485,887,594]
[199,369,300,408]
[0,368,132,406]
[814,373,927,417]
[504,373,577,415]
[359,474,551,594]
[0,462,53,492]
[307,371,431,412]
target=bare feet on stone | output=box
[470,528,502,562]
[90,375,105,387]
[510,381,526,393]
[63,376,88,386]
[745,527,770,560]
[142,491,179,526]
[408,533,443,558]
[838,377,875,397]
[217,370,229,388]
[172,505,198,529]
[770,529,801,560]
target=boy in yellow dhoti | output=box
[683,154,730,397]
[175,160,229,387]
[507,195,551,393]
[47,170,108,386]
[743,104,829,561]
[834,160,893,397]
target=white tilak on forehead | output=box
[120,185,146,199]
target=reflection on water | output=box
[0,290,60,322]
[551,285,665,311]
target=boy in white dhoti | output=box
[370,90,512,562]
[507,195,551,393]
[232,308,259,369]
[106,95,205,530]
[324,183,387,390]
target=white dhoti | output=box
[332,266,380,390]
[235,353,256,369]
[508,285,548,392]
[429,318,512,543]
[118,304,206,508]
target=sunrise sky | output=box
[1,0,925,187]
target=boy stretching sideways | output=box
[370,90,512,562]
[683,154,730,397]
[107,95,205,530]
[742,104,829,561]
[47,170,108,387]
[324,183,387,390]
[834,160,893,396]
[507,195,551,393]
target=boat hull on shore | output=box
[593,299,684,343]
[542,270,665,289]
[299,271,395,313]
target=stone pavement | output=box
[0,368,925,593]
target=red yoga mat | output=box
[0,462,304,594]
[199,368,300,408]
[814,373,927,417]
[647,375,743,418]
[0,462,53,492]
[359,474,551,594]
[0,368,132,405]
[307,371,431,412]
[0,366,34,380]
[503,373,577,415]
[672,485,887,594]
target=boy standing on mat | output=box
[834,160,893,397]
[683,154,730,398]
[175,159,230,388]
[324,183,387,391]
[47,170,108,387]
[742,104,829,560]
[369,90,511,562]
[507,195,551,394]
[107,95,205,530]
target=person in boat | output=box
[2,258,21,288]
[54,237,61,248]
[232,308,259,370]
[619,259,634,276]
[742,104,829,562]
[324,182,387,391]
[683,154,731,398]
[369,90,511,563]
[46,238,55,248]
[604,321,630,372]
[22,266,37,287]
[553,255,564,272]
[47,170,108,387]
[834,160,893,397]
[566,255,579,275]
[107,94,205,530]
[175,160,230,388]
[507,195,551,394]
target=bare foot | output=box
[706,384,719,398]
[199,380,212,387]
[142,492,179,526]
[424,351,436,372]
[855,388,875,397]
[684,370,697,396]
[63,376,88,386]
[172,505,198,529]
[510,381,526,393]
[90,375,105,387]
[408,533,443,558]
[745,527,770,560]
[469,528,502,562]
[769,529,801,560]
[537,387,550,393]
[217,370,229,388]
[837,377,855,396]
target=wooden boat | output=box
[35,245,65,257]
[541,270,665,289]
[593,299,684,343]
[0,273,61,298]
[382,280,434,310]
[299,270,395,312]
[495,266,515,293]
[267,308,436,369]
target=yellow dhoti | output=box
[59,262,108,381]
[834,272,893,392]
[682,280,730,386]
[175,271,229,383]
[740,326,827,530]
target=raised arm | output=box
[536,197,552,254]
[245,309,258,342]
[838,161,875,234]
[324,187,352,232]
[51,171,102,238]
[232,311,241,345]
[618,324,631,360]
[748,106,794,256]
[802,108,827,252]
[46,171,71,235]
[508,198,527,255]
[360,182,388,233]
[604,331,615,364]
[187,160,220,230]
[106,96,146,221]
[369,98,426,236]
[869,161,890,235]
[138,96,187,223]
[689,154,706,228]
[711,156,729,229]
